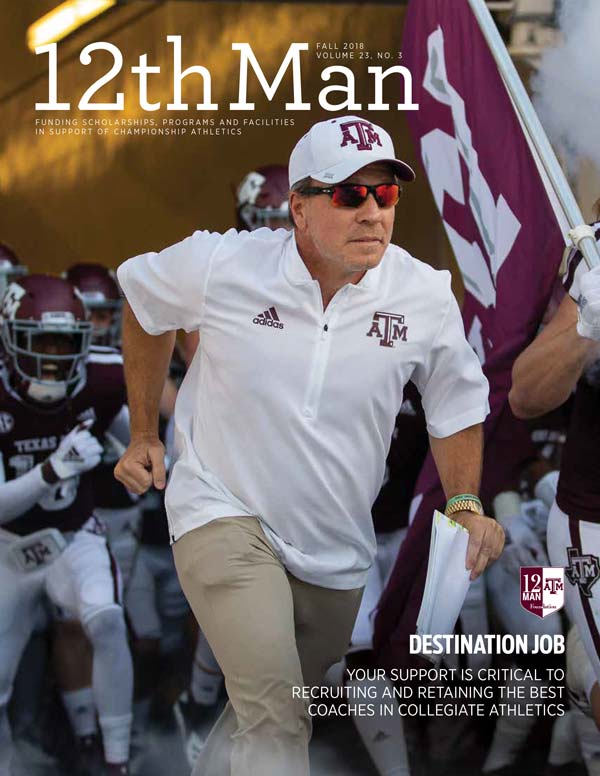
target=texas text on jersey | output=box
[0,345,126,535]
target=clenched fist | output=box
[114,432,166,495]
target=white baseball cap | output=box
[288,115,415,188]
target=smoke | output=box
[531,0,600,172]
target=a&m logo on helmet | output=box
[339,119,382,151]
[237,171,267,207]
[1,282,26,322]
[0,412,14,434]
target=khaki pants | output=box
[173,517,363,776]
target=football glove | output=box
[48,421,103,480]
[577,265,600,341]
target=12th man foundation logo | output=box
[339,119,382,151]
[521,567,564,619]
[366,311,408,348]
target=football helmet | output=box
[0,242,28,298]
[235,165,291,231]
[1,275,92,403]
[65,263,122,346]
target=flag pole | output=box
[467,0,600,269]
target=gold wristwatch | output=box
[445,498,484,517]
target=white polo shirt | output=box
[118,228,489,589]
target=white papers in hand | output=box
[416,510,471,664]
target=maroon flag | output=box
[373,0,566,669]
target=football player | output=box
[65,263,139,584]
[65,263,122,348]
[64,264,185,771]
[483,488,562,774]
[0,243,27,370]
[0,275,133,776]
[547,625,600,776]
[52,263,140,770]
[485,334,571,775]
[509,213,600,730]
[235,164,291,231]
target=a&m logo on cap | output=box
[339,119,383,152]
[520,567,564,619]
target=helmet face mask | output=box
[238,202,290,231]
[0,260,28,279]
[1,277,92,404]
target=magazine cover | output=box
[0,1,599,775]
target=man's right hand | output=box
[114,432,166,495]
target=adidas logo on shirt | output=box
[253,306,284,329]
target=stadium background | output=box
[0,1,457,282]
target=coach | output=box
[115,115,503,775]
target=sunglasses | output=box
[300,183,401,209]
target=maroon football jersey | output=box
[372,382,428,534]
[0,347,126,535]
[556,224,600,523]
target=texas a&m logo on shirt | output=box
[21,541,52,568]
[339,119,382,152]
[366,311,408,348]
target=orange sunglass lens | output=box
[330,184,400,208]
[331,186,368,207]
[375,184,400,207]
